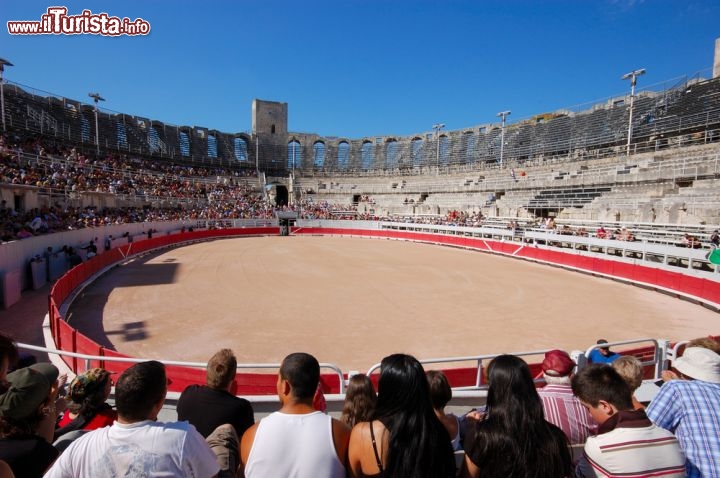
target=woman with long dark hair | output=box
[348,353,456,478]
[460,354,572,478]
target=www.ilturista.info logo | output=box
[7,7,150,36]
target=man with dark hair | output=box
[587,339,621,364]
[239,352,350,477]
[178,349,254,477]
[571,364,685,477]
[44,360,219,478]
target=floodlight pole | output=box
[88,92,105,154]
[622,68,646,156]
[292,141,296,175]
[433,123,445,175]
[497,110,511,167]
[255,133,259,173]
[0,58,14,132]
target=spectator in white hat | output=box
[646,345,720,478]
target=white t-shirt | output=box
[43,420,219,478]
[245,411,345,478]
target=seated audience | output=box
[240,352,350,478]
[44,360,219,477]
[536,350,596,450]
[348,354,455,478]
[0,363,61,478]
[340,373,376,428]
[177,349,254,478]
[55,368,116,440]
[611,356,645,410]
[460,354,571,478]
[572,364,685,477]
[426,370,463,451]
[646,346,720,477]
[588,339,620,364]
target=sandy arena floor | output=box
[65,236,719,372]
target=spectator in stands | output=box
[596,227,607,239]
[66,248,82,268]
[348,354,455,478]
[536,350,596,452]
[612,356,646,410]
[426,370,463,451]
[588,339,620,364]
[680,233,702,249]
[661,337,720,382]
[571,364,685,477]
[81,240,97,259]
[54,368,116,440]
[313,381,328,413]
[618,227,635,241]
[460,354,571,478]
[0,363,61,477]
[240,352,350,478]
[340,373,376,428]
[710,230,719,247]
[684,336,720,354]
[44,360,219,478]
[177,348,254,478]
[0,334,18,393]
[646,346,720,477]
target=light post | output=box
[292,140,296,176]
[497,110,511,166]
[622,68,645,156]
[255,133,260,173]
[88,92,105,154]
[433,123,445,175]
[0,58,13,132]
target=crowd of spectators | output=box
[0,329,718,477]
[1,133,717,252]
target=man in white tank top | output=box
[240,352,351,478]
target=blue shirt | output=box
[646,379,720,478]
[587,349,620,364]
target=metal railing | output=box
[17,342,347,394]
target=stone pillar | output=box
[714,38,720,79]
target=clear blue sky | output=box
[2,0,718,138]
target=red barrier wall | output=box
[49,226,719,393]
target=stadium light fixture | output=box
[0,58,14,132]
[433,123,445,175]
[621,68,646,156]
[497,110,511,166]
[88,92,105,154]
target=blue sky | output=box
[2,1,718,138]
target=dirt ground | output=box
[64,236,719,373]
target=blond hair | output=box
[612,356,643,391]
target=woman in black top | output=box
[460,354,572,478]
[348,353,456,478]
